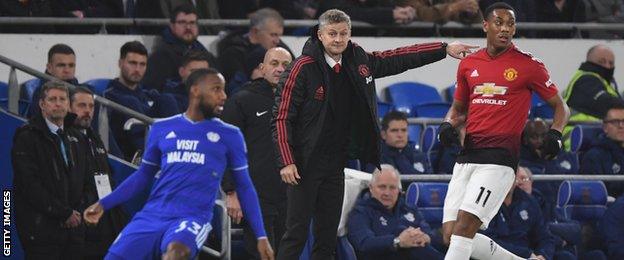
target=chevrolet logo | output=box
[474,83,508,97]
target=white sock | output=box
[471,233,524,260]
[445,235,473,260]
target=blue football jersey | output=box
[140,114,248,220]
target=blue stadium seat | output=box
[337,236,357,260]
[386,82,442,116]
[299,223,314,260]
[20,78,42,116]
[414,102,451,118]
[83,78,112,96]
[557,181,608,223]
[531,92,546,106]
[421,125,440,154]
[547,151,579,175]
[531,103,554,119]
[444,84,456,102]
[0,81,7,109]
[408,124,423,151]
[570,124,603,153]
[406,182,448,229]
[377,101,394,119]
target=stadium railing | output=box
[0,17,623,37]
[0,54,231,259]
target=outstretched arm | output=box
[368,41,478,79]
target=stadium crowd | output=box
[5,2,624,260]
[1,0,624,38]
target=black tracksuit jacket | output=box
[272,33,448,171]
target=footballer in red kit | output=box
[438,2,570,260]
[455,45,559,162]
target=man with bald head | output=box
[347,165,443,260]
[221,47,293,258]
[563,44,622,122]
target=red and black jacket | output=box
[272,33,447,171]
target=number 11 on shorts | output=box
[475,186,491,207]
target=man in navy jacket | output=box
[600,195,624,259]
[347,164,443,260]
[581,105,624,197]
[380,111,428,174]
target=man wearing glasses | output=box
[142,4,218,92]
[581,105,624,197]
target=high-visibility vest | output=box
[562,70,618,149]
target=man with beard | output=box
[105,41,180,161]
[84,68,274,260]
[26,43,81,118]
[142,4,219,92]
[221,47,292,258]
[67,86,128,259]
[12,81,86,259]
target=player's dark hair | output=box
[185,68,221,92]
[181,50,211,68]
[120,41,148,59]
[381,111,408,131]
[170,4,198,24]
[70,85,94,104]
[48,44,75,62]
[483,2,515,21]
[604,103,624,120]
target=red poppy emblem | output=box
[358,64,370,77]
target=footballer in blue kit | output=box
[84,68,274,260]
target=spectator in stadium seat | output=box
[563,45,622,124]
[478,0,536,22]
[217,8,293,85]
[142,4,218,91]
[519,119,569,210]
[221,47,293,258]
[347,164,444,260]
[520,166,609,260]
[380,111,427,175]
[158,0,222,34]
[27,43,81,119]
[67,86,128,259]
[536,0,587,38]
[162,50,211,110]
[600,195,624,259]
[316,0,418,25]
[224,45,269,95]
[479,171,557,260]
[580,105,624,198]
[0,0,55,33]
[403,0,482,24]
[12,82,87,259]
[105,41,180,161]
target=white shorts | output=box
[442,163,515,229]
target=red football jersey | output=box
[454,44,558,157]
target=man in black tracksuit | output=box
[221,47,293,258]
[67,87,128,259]
[271,9,475,260]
